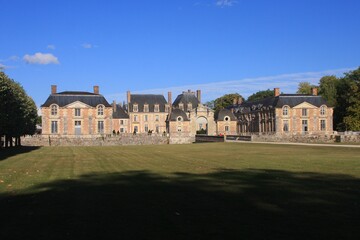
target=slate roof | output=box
[232,94,330,114]
[129,94,168,112]
[216,109,237,121]
[113,104,129,119]
[167,109,190,121]
[172,92,199,112]
[41,91,111,107]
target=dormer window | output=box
[144,104,149,112]
[320,105,326,115]
[283,106,289,116]
[179,103,184,111]
[97,105,104,115]
[154,104,159,112]
[51,104,58,116]
[187,103,192,110]
[177,116,183,122]
[224,116,230,121]
[133,104,138,112]
[165,104,169,112]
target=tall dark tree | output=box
[0,71,37,148]
[342,67,360,130]
[247,89,274,102]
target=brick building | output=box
[41,85,113,136]
[41,85,333,138]
[231,88,333,135]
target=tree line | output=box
[0,71,38,148]
[205,67,360,131]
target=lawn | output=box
[0,143,359,239]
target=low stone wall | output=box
[251,133,360,143]
[22,134,169,146]
[195,135,224,143]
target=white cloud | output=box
[23,52,60,65]
[82,43,93,49]
[107,67,355,103]
[47,44,56,50]
[0,63,7,69]
[216,0,237,7]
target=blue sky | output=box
[1,0,359,107]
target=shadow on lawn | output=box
[0,169,359,240]
[0,146,40,161]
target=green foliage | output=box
[0,71,38,146]
[247,89,274,101]
[297,81,317,94]
[213,93,243,113]
[318,75,339,107]
[341,67,360,130]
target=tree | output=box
[341,67,360,130]
[0,71,37,148]
[213,93,244,113]
[318,75,339,107]
[247,89,274,102]
[297,82,317,94]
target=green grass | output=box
[0,143,359,239]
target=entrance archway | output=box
[196,117,208,134]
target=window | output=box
[51,105,58,116]
[51,121,58,133]
[98,121,104,133]
[134,126,138,133]
[145,124,149,132]
[283,106,288,116]
[156,125,159,133]
[177,116,183,122]
[302,120,308,132]
[320,106,326,115]
[283,120,289,132]
[134,115,138,122]
[120,120,124,125]
[75,108,81,116]
[165,105,169,112]
[179,103,184,111]
[154,104,159,112]
[321,120,326,131]
[97,105,104,115]
[120,128,124,133]
[224,116,230,121]
[177,126,182,132]
[155,115,159,121]
[187,103,192,110]
[302,108,307,116]
[225,126,229,132]
[133,104,138,112]
[144,115,148,122]
[144,104,149,112]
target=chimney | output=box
[127,91,131,106]
[51,85,57,94]
[168,92,172,105]
[93,86,99,94]
[196,90,201,103]
[233,97,237,105]
[237,97,243,105]
[311,88,318,96]
[274,88,280,97]
[112,100,116,112]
